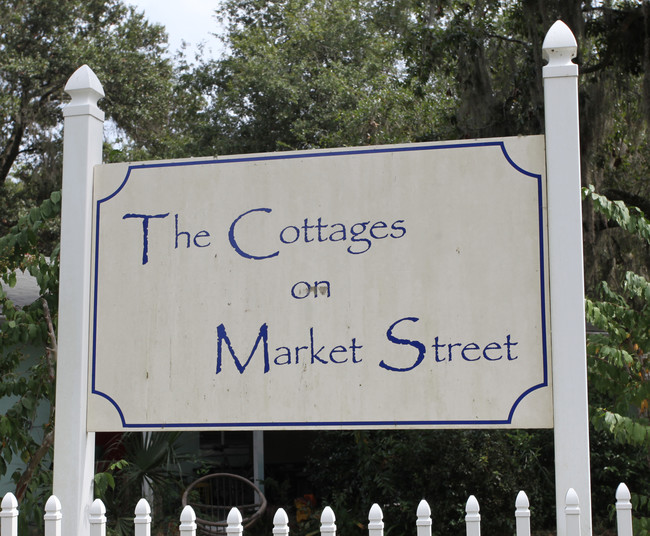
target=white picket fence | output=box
[0,483,636,536]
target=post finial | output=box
[542,21,578,76]
[64,65,105,119]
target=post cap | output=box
[64,65,105,120]
[542,20,577,66]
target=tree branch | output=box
[41,298,57,382]
[14,429,54,502]
[0,116,25,185]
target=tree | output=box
[0,0,174,226]
[188,0,456,155]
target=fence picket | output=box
[368,504,383,536]
[320,506,336,536]
[89,498,107,536]
[179,505,196,536]
[515,491,530,536]
[226,507,243,536]
[465,496,480,536]
[416,500,431,536]
[134,498,151,536]
[615,483,633,536]
[564,489,581,536]
[44,496,62,536]
[1,492,18,536]
[273,508,289,536]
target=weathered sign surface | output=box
[88,136,552,430]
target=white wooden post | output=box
[134,498,152,536]
[465,496,480,536]
[543,20,592,536]
[274,508,290,536]
[89,499,107,536]
[367,504,383,536]
[416,499,431,536]
[52,64,104,536]
[179,505,197,536]
[515,491,531,536]
[565,489,581,536]
[226,507,243,536]
[615,483,633,536]
[0,492,19,536]
[320,506,335,536]
[44,495,62,536]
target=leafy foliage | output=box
[187,0,457,156]
[0,190,61,528]
[583,187,650,529]
[304,430,555,536]
[0,0,175,236]
[95,432,188,536]
[584,185,650,249]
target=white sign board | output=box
[88,136,551,430]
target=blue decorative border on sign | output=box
[91,140,548,429]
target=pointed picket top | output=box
[180,505,197,524]
[616,483,632,504]
[368,503,383,525]
[89,498,107,524]
[1,492,18,512]
[465,496,480,536]
[226,507,243,536]
[465,496,480,518]
[416,499,431,528]
[416,499,431,519]
[368,503,384,536]
[564,489,581,536]
[1,492,19,536]
[179,505,197,536]
[44,495,62,520]
[565,488,580,513]
[616,483,633,536]
[135,498,151,520]
[273,508,289,536]
[273,508,289,526]
[63,65,105,119]
[89,499,107,536]
[515,491,530,514]
[134,498,151,536]
[321,506,336,525]
[320,506,336,536]
[227,507,243,525]
[515,491,531,536]
[44,495,62,536]
[416,499,431,536]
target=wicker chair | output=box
[181,473,267,535]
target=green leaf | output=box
[40,200,53,218]
[50,190,62,205]
[28,207,41,224]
